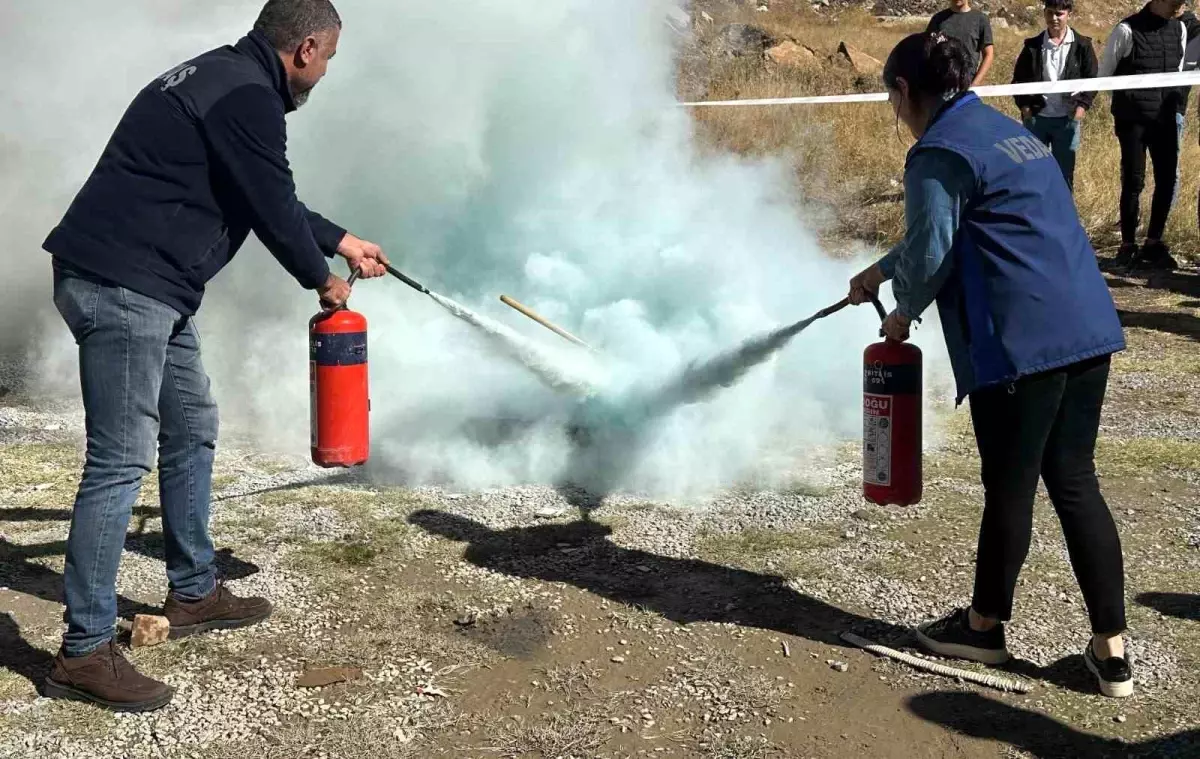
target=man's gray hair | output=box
[253,0,342,52]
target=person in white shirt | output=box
[1011,0,1098,193]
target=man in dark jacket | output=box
[1099,0,1189,269]
[1011,0,1098,192]
[40,0,387,712]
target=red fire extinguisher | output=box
[862,296,922,506]
[309,269,370,468]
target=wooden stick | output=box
[499,295,595,351]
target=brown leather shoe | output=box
[164,580,272,639]
[43,639,173,712]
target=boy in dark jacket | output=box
[1011,0,1098,192]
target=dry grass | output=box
[689,8,1200,259]
[532,662,604,702]
[699,734,785,759]
[202,705,457,759]
[695,524,845,581]
[1095,436,1200,476]
[476,701,614,757]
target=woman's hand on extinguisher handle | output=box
[882,310,912,342]
[848,263,886,306]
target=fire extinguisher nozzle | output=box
[384,264,430,294]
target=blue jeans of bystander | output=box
[1026,115,1082,193]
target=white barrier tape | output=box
[679,70,1200,107]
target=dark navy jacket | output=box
[885,93,1124,403]
[43,30,345,316]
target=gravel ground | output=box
[1,315,1199,759]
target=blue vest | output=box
[910,93,1125,402]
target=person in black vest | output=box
[1011,0,1098,192]
[849,32,1133,699]
[1099,0,1189,270]
[40,0,387,712]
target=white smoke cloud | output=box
[3,0,953,498]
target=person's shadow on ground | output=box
[907,691,1200,758]
[408,510,908,647]
[0,613,55,693]
[1116,308,1200,343]
[1136,591,1200,622]
[407,510,1128,697]
[1103,268,1200,301]
[0,505,260,693]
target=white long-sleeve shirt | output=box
[1040,28,1076,118]
[1098,20,1187,78]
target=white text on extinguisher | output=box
[863,392,893,486]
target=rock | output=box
[1115,715,1128,723]
[664,6,691,35]
[992,17,1009,29]
[454,613,477,627]
[875,15,930,26]
[701,11,714,23]
[130,614,170,648]
[534,507,565,520]
[836,42,883,75]
[611,656,626,663]
[765,40,819,69]
[718,24,776,57]
[296,666,363,688]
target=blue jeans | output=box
[52,259,218,656]
[1026,115,1081,193]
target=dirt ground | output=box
[1,260,1199,759]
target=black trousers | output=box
[968,355,1126,635]
[1115,118,1179,244]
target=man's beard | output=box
[289,80,316,109]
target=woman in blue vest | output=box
[848,31,1133,698]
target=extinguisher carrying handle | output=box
[314,267,363,321]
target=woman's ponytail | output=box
[883,32,973,99]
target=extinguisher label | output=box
[312,332,368,366]
[863,363,920,395]
[863,393,892,486]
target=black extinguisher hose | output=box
[868,293,887,323]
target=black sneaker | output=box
[1084,642,1134,698]
[1113,242,1138,268]
[1133,240,1179,271]
[915,608,1010,665]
